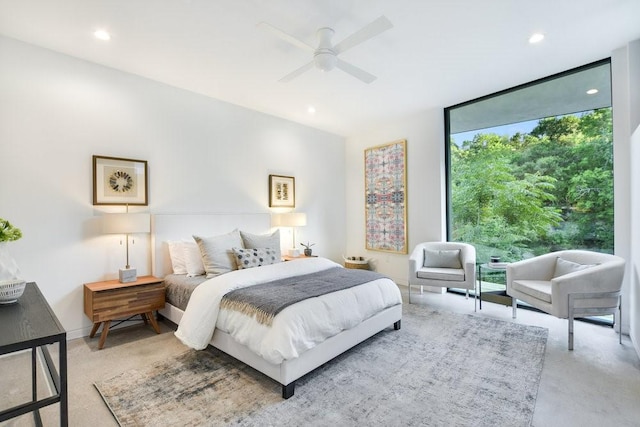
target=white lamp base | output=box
[287,249,300,257]
[119,268,137,283]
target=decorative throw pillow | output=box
[167,240,187,274]
[553,257,595,278]
[194,229,243,278]
[240,230,282,263]
[183,241,205,277]
[423,249,462,269]
[232,247,279,270]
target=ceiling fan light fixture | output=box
[314,51,337,71]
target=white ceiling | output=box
[1,0,639,137]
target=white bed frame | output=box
[152,213,402,398]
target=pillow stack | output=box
[167,229,281,278]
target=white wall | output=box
[0,36,345,339]
[614,38,640,356]
[345,109,444,285]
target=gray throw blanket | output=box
[220,267,387,326]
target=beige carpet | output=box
[95,304,548,426]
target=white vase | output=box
[0,242,25,303]
[0,242,20,279]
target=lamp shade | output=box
[103,213,150,234]
[271,213,307,227]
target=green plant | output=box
[0,218,22,242]
[300,242,315,250]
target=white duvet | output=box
[174,257,402,364]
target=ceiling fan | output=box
[258,16,393,84]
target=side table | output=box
[0,282,68,426]
[477,263,512,309]
[83,276,165,349]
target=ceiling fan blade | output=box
[336,59,377,84]
[279,61,315,82]
[334,16,393,54]
[258,22,315,52]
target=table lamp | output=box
[103,213,150,282]
[271,212,307,257]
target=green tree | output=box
[451,134,561,260]
[567,168,614,248]
[450,108,613,258]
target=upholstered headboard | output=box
[151,213,272,278]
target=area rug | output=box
[95,304,548,426]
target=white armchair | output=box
[408,242,476,307]
[506,250,625,350]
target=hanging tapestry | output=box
[365,139,407,254]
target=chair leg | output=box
[474,287,477,312]
[568,315,574,350]
[568,294,575,350]
[465,289,469,299]
[619,295,622,345]
[408,283,411,304]
[511,297,517,319]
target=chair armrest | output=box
[552,261,625,299]
[460,245,476,281]
[408,244,425,277]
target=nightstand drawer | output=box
[88,283,165,322]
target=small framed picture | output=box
[93,155,148,206]
[269,174,295,208]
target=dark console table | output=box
[0,282,68,426]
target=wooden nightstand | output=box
[282,255,317,261]
[83,275,165,349]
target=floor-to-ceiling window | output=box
[446,59,613,261]
[445,59,614,322]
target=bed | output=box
[152,213,402,398]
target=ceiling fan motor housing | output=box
[314,27,337,71]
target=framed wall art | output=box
[93,155,148,206]
[364,139,407,254]
[269,174,295,208]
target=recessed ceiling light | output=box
[94,30,111,41]
[529,33,544,44]
[307,106,316,115]
[586,88,599,95]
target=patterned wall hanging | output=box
[364,139,407,254]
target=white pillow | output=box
[183,241,205,277]
[194,229,244,278]
[232,247,279,270]
[240,229,282,263]
[167,240,187,274]
[553,257,595,278]
[423,249,462,269]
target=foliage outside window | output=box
[449,108,613,263]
